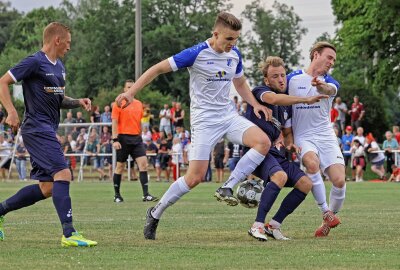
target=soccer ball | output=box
[236,179,264,208]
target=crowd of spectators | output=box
[0,95,399,183]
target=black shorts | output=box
[116,134,146,163]
[0,158,11,169]
[214,156,224,169]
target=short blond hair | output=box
[259,56,285,77]
[43,22,70,44]
[309,41,336,61]
[213,12,242,31]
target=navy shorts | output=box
[22,131,68,181]
[252,148,306,187]
[116,134,146,163]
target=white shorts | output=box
[189,114,255,161]
[296,136,344,172]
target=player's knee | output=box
[185,176,201,188]
[304,161,320,174]
[270,171,287,188]
[331,176,345,188]
[39,183,53,198]
[53,168,71,181]
[296,176,312,193]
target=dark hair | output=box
[125,79,134,84]
[213,12,242,31]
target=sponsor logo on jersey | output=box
[207,61,214,65]
[298,86,306,89]
[44,86,65,94]
[206,70,230,82]
[45,73,55,76]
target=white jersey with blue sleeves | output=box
[288,69,340,140]
[168,40,243,125]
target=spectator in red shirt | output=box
[330,106,339,125]
[349,95,365,131]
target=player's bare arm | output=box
[233,75,272,120]
[115,59,173,108]
[282,127,300,154]
[111,119,121,150]
[0,73,20,132]
[311,77,336,96]
[262,92,329,106]
[61,96,91,111]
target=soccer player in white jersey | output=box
[115,12,271,240]
[287,41,346,237]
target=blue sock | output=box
[52,181,75,237]
[272,188,307,224]
[0,184,46,216]
[255,181,281,223]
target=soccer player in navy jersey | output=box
[287,41,346,237]
[219,56,327,241]
[116,12,272,240]
[0,22,97,247]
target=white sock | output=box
[269,219,281,229]
[151,177,190,219]
[252,221,264,228]
[222,148,265,189]
[307,172,329,213]
[329,184,346,214]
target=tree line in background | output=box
[0,0,398,138]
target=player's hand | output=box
[115,92,133,109]
[253,103,272,121]
[305,94,329,105]
[113,141,122,150]
[286,143,301,154]
[79,98,92,111]
[6,110,20,134]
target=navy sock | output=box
[0,184,46,216]
[52,181,75,237]
[139,171,149,196]
[113,174,122,195]
[272,188,307,224]
[255,181,281,223]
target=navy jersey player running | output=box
[115,12,272,240]
[217,56,327,241]
[0,22,97,247]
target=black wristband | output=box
[112,138,119,143]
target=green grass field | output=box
[0,179,399,270]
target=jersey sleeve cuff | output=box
[168,57,178,72]
[7,70,17,83]
[234,70,244,79]
[284,118,292,128]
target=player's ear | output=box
[263,76,270,86]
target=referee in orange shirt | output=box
[111,79,158,203]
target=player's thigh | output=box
[316,139,345,173]
[189,124,224,161]
[253,153,283,184]
[225,115,269,149]
[297,140,320,173]
[22,131,68,181]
